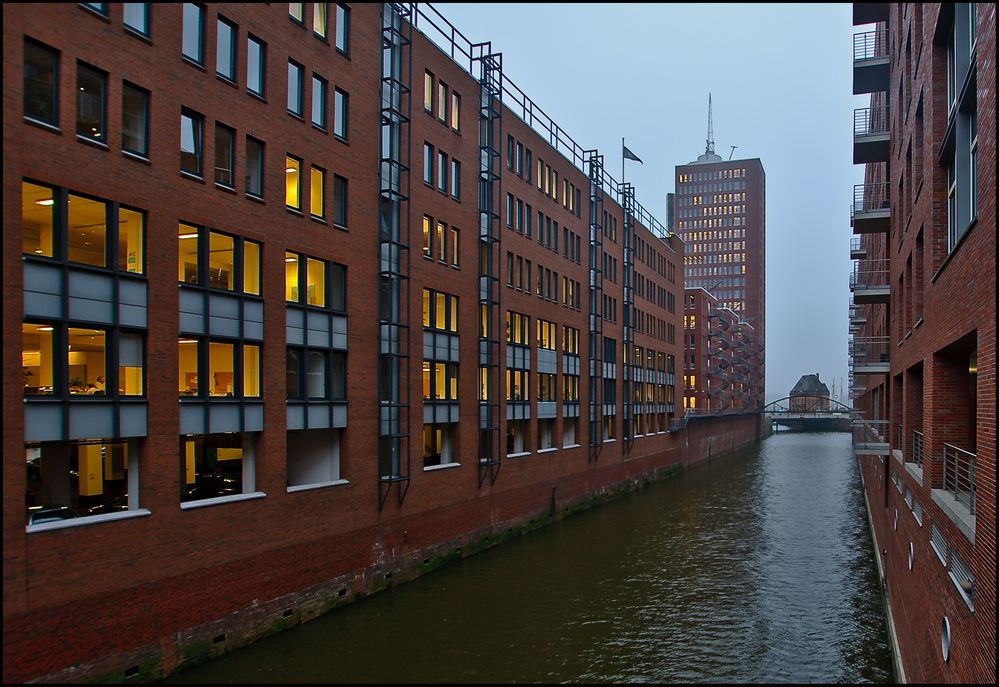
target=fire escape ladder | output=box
[473,43,503,489]
[377,4,413,511]
[586,151,605,463]
[621,182,636,455]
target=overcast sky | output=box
[425,3,866,404]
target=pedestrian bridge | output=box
[763,395,853,432]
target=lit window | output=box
[67,327,105,395]
[22,181,54,257]
[22,323,55,396]
[438,81,447,123]
[285,156,301,209]
[310,166,325,219]
[67,193,107,268]
[307,257,326,307]
[243,240,260,295]
[451,92,460,131]
[424,71,434,113]
[207,231,234,290]
[288,3,303,22]
[118,207,144,274]
[180,433,251,502]
[422,215,432,258]
[285,252,300,302]
[313,2,328,39]
[76,62,106,142]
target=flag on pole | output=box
[623,143,643,164]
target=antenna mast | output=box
[705,93,715,157]
[728,145,738,160]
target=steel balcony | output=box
[852,418,889,455]
[851,181,890,232]
[850,258,890,304]
[853,107,889,164]
[853,30,889,94]
[850,237,867,259]
[853,3,888,26]
[852,336,890,374]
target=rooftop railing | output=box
[942,443,976,515]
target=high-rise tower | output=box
[674,95,766,407]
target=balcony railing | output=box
[852,182,890,214]
[854,107,889,138]
[912,430,924,466]
[851,336,889,372]
[850,237,867,258]
[850,258,889,289]
[853,29,889,61]
[942,443,976,515]
[853,418,889,453]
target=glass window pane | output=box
[451,92,460,131]
[22,182,54,257]
[182,3,203,63]
[312,75,326,129]
[285,156,301,208]
[246,136,263,197]
[289,3,303,21]
[310,167,325,218]
[180,110,202,175]
[435,293,446,330]
[208,341,234,396]
[178,338,199,395]
[216,18,235,80]
[286,349,300,398]
[330,263,346,311]
[207,231,234,290]
[68,328,105,395]
[24,40,58,125]
[214,124,234,187]
[307,257,325,307]
[247,36,264,95]
[307,351,326,398]
[178,223,199,283]
[333,175,347,227]
[67,194,107,267]
[243,344,260,397]
[313,2,328,38]
[76,63,105,141]
[287,61,302,114]
[243,240,260,295]
[123,3,149,35]
[334,89,347,138]
[422,289,431,328]
[335,4,349,53]
[119,332,144,396]
[330,352,346,399]
[118,207,144,274]
[285,252,300,302]
[121,82,148,155]
[22,323,55,395]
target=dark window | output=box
[214,123,235,188]
[123,4,149,36]
[245,136,264,197]
[216,17,236,82]
[23,39,59,126]
[121,81,148,156]
[287,60,303,116]
[180,108,203,176]
[182,3,204,64]
[423,143,433,185]
[335,3,349,54]
[311,74,327,130]
[247,35,265,96]
[330,262,346,311]
[333,88,348,139]
[450,159,460,199]
[333,175,348,228]
[81,2,108,16]
[76,62,106,142]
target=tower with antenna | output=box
[694,93,723,164]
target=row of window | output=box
[284,155,349,227]
[678,168,747,184]
[287,2,350,52]
[423,70,461,133]
[287,60,349,139]
[421,216,461,268]
[23,323,143,398]
[422,143,462,199]
[679,217,748,230]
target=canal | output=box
[164,431,894,683]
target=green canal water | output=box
[164,431,894,683]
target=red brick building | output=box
[683,287,760,413]
[850,3,995,682]
[673,116,766,409]
[2,4,731,682]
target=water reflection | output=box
[164,432,893,683]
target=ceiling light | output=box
[178,233,198,239]
[34,199,55,206]
[38,326,54,332]
[285,166,298,173]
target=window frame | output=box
[311,73,328,131]
[75,61,107,144]
[121,80,149,158]
[182,3,205,66]
[216,15,237,83]
[246,34,266,98]
[333,88,348,140]
[335,3,350,55]
[23,38,60,128]
[180,107,204,178]
[287,59,304,117]
[122,3,150,37]
[245,135,265,199]
[213,122,236,189]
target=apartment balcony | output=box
[853,3,888,26]
[932,443,977,543]
[905,429,925,484]
[850,258,889,304]
[850,382,867,399]
[850,237,867,259]
[851,182,890,232]
[852,418,889,455]
[853,30,889,94]
[853,107,889,164]
[852,336,889,374]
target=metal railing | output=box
[942,443,976,515]
[854,106,889,138]
[853,418,888,446]
[897,424,905,457]
[853,29,889,61]
[852,182,890,214]
[912,430,923,466]
[850,237,865,254]
[851,336,890,367]
[850,258,889,290]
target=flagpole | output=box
[622,137,625,186]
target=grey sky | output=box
[428,3,865,404]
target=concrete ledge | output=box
[930,489,975,545]
[903,461,923,486]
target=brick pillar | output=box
[925,351,974,488]
[892,373,903,454]
[904,362,924,460]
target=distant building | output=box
[789,374,830,411]
[674,95,765,408]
